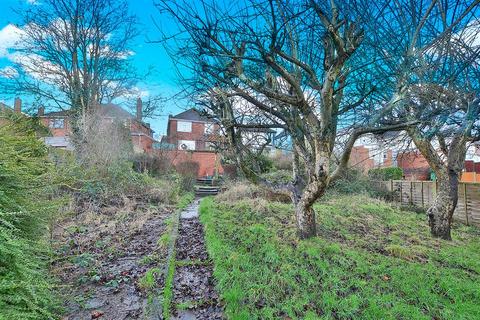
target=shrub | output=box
[269,151,293,171]
[242,153,273,175]
[0,114,60,319]
[327,168,372,195]
[175,161,199,192]
[368,167,403,180]
[52,149,182,208]
[261,169,292,185]
[132,152,175,176]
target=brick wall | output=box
[160,150,224,177]
[349,146,375,172]
[396,151,430,180]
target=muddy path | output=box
[170,200,223,320]
[51,198,170,320]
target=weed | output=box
[139,268,161,291]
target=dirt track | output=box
[170,200,223,320]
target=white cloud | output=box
[26,0,39,4]
[0,24,25,58]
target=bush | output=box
[261,170,293,186]
[269,151,293,171]
[175,161,199,192]
[132,152,175,176]
[0,115,60,319]
[243,153,273,175]
[327,168,372,195]
[368,167,403,180]
[51,149,183,209]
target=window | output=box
[205,141,216,151]
[177,121,192,132]
[205,122,214,134]
[49,118,64,129]
[178,140,195,150]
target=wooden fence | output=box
[372,180,480,227]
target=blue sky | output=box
[0,0,186,136]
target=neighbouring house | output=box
[165,108,220,151]
[161,108,224,177]
[349,131,480,181]
[348,132,396,172]
[395,150,431,180]
[38,98,155,153]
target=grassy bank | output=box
[199,193,480,320]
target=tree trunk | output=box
[428,171,459,240]
[294,201,317,239]
[291,179,326,239]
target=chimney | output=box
[38,106,45,117]
[14,97,21,114]
[136,97,142,121]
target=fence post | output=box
[421,181,424,208]
[464,183,469,226]
[400,181,403,205]
[410,181,413,205]
[390,179,393,192]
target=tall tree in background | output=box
[5,0,139,151]
[369,0,480,240]
[158,0,414,239]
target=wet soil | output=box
[171,201,224,320]
[52,198,170,320]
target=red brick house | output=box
[162,109,224,177]
[38,98,155,153]
[166,108,221,151]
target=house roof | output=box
[42,103,153,132]
[42,110,70,117]
[170,108,213,122]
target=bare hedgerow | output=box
[217,180,290,204]
[74,108,133,168]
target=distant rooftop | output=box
[170,108,214,122]
[43,103,133,119]
[42,103,153,132]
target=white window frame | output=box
[177,121,192,132]
[178,140,196,150]
[49,118,64,129]
[204,122,214,134]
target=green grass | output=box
[199,195,480,320]
[177,192,195,210]
[139,268,161,291]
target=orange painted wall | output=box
[461,172,479,183]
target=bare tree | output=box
[4,0,140,149]
[158,0,414,239]
[369,0,480,240]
